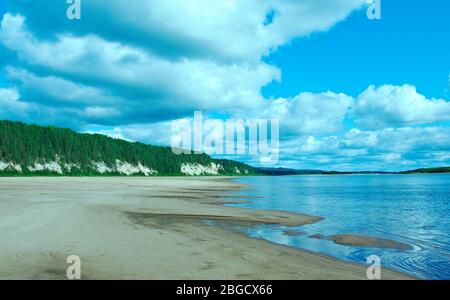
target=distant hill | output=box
[400,167,450,174]
[256,167,395,175]
[0,120,257,176]
[255,167,324,176]
[256,167,450,176]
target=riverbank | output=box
[0,177,411,279]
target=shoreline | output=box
[0,177,412,280]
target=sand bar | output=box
[0,177,412,280]
[330,234,414,251]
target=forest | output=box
[0,120,257,176]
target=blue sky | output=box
[0,0,449,171]
[263,1,450,100]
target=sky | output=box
[0,0,449,171]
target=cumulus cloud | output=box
[286,126,450,170]
[0,1,364,127]
[300,127,450,155]
[6,66,121,107]
[263,91,353,135]
[0,13,278,117]
[353,85,450,128]
[0,87,87,128]
[4,0,366,62]
[0,87,29,114]
[85,121,176,147]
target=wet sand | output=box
[330,234,414,251]
[309,234,413,251]
[0,177,412,280]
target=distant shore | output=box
[256,166,450,176]
[0,177,412,280]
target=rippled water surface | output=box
[229,175,450,279]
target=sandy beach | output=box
[0,177,411,280]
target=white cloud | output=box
[0,87,29,113]
[263,91,353,135]
[353,84,450,128]
[0,13,278,114]
[86,121,176,146]
[0,0,365,122]
[299,127,450,154]
[64,0,366,62]
[6,66,121,106]
[290,126,450,169]
[83,106,121,118]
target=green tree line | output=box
[0,120,257,176]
